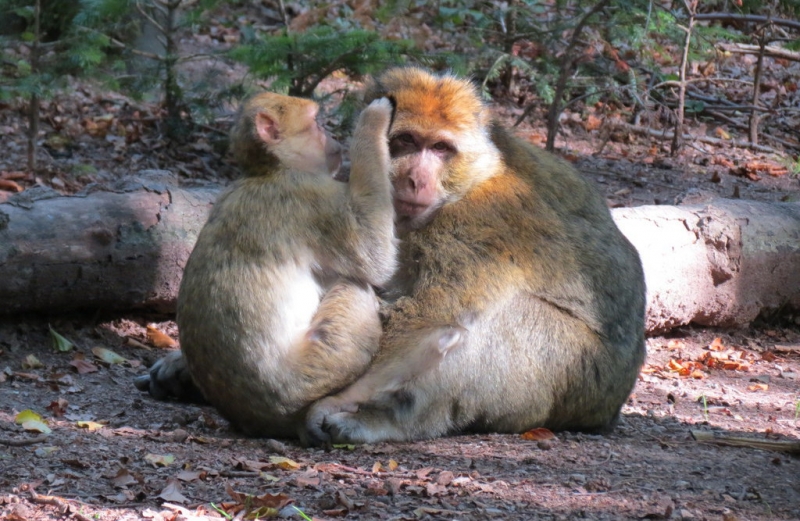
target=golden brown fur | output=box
[304,68,645,443]
[137,93,397,438]
[137,69,645,445]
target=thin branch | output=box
[652,77,755,90]
[136,2,167,37]
[0,434,48,446]
[750,30,768,145]
[617,121,783,154]
[102,32,164,60]
[717,43,800,62]
[695,12,800,31]
[277,0,290,28]
[670,0,696,156]
[545,0,611,151]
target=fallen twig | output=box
[0,434,48,446]
[717,43,800,63]
[691,430,800,455]
[28,489,94,521]
[615,121,782,154]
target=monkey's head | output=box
[364,67,502,233]
[230,92,343,178]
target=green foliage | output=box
[230,26,416,97]
[0,0,128,101]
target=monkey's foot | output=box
[302,396,363,446]
[134,350,206,403]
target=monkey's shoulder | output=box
[209,174,343,222]
[490,123,607,216]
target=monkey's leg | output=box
[303,324,463,445]
[285,281,383,414]
[134,350,206,402]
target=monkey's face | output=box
[366,67,495,233]
[388,127,454,232]
[290,105,342,177]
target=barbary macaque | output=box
[137,92,401,438]
[137,68,646,445]
[303,67,646,444]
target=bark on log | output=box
[0,171,217,315]
[1,171,799,333]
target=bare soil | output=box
[1,317,799,521]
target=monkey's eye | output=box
[432,142,452,152]
[395,133,415,145]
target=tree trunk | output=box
[2,172,799,333]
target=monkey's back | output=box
[177,174,335,436]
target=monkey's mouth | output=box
[394,199,430,219]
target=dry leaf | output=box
[0,178,23,192]
[15,409,51,434]
[70,358,99,374]
[159,477,188,504]
[666,340,685,350]
[521,427,556,441]
[77,420,105,431]
[583,114,602,131]
[269,455,300,470]
[708,337,725,351]
[747,383,768,391]
[110,468,138,488]
[22,354,43,369]
[49,325,75,352]
[46,398,68,417]
[224,484,292,517]
[176,470,201,482]
[144,453,175,467]
[146,325,177,348]
[92,347,127,365]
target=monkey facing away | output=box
[302,67,646,444]
[140,92,403,438]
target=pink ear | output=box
[255,112,280,144]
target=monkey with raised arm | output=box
[139,93,400,438]
[304,67,646,444]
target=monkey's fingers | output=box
[133,351,206,403]
[303,397,358,447]
[360,97,394,133]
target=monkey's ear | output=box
[255,111,281,144]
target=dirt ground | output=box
[0,314,799,521]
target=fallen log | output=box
[0,171,217,315]
[1,170,799,333]
[614,200,800,332]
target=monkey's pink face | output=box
[292,106,342,176]
[389,129,454,231]
[309,108,343,176]
[319,124,343,176]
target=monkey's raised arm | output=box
[320,98,397,287]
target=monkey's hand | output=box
[133,350,206,403]
[356,97,394,138]
[302,395,360,447]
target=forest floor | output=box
[2,2,800,520]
